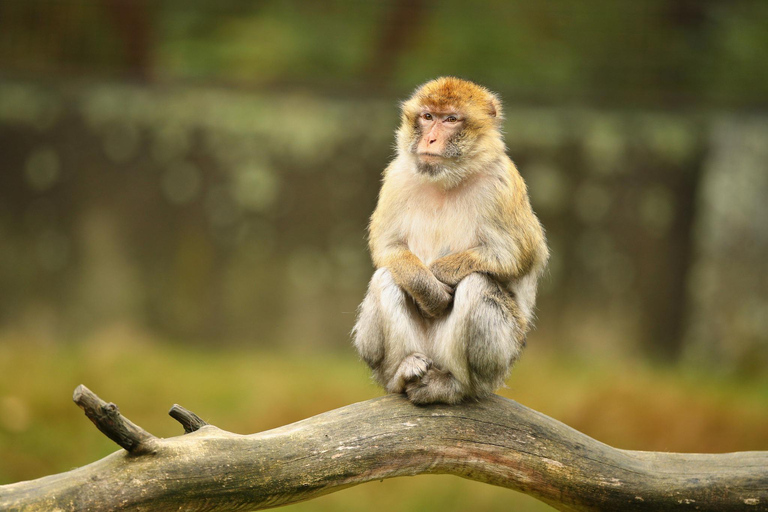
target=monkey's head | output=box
[397,77,504,187]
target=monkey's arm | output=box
[431,176,548,286]
[378,246,453,318]
[429,249,489,287]
[430,242,544,286]
[429,219,547,286]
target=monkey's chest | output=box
[403,203,480,265]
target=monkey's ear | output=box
[487,95,503,120]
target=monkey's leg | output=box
[352,268,428,393]
[407,273,525,404]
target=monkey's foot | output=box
[405,368,465,405]
[388,353,432,393]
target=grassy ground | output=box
[1,328,767,511]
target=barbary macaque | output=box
[353,77,548,405]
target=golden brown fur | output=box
[353,77,548,404]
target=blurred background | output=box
[1,1,767,510]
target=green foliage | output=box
[2,0,768,105]
[156,2,384,85]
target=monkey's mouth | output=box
[417,152,445,162]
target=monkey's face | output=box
[411,109,466,175]
[397,77,504,185]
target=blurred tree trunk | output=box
[102,0,152,80]
[683,118,768,373]
[636,140,706,361]
[364,0,427,88]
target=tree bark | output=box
[0,386,766,511]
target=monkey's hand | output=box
[429,251,482,287]
[381,249,453,318]
[410,276,453,318]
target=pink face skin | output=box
[416,110,464,163]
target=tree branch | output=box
[1,387,766,511]
[168,403,208,434]
[72,384,158,454]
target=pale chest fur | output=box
[397,177,489,266]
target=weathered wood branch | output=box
[73,385,159,455]
[1,387,766,511]
[168,403,208,434]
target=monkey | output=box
[352,77,549,405]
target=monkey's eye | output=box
[422,113,433,121]
[445,115,459,123]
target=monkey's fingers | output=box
[417,294,453,319]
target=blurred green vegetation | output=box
[2,330,767,510]
[1,81,766,369]
[0,1,767,508]
[2,1,768,106]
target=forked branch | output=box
[73,385,159,454]
[0,386,766,511]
